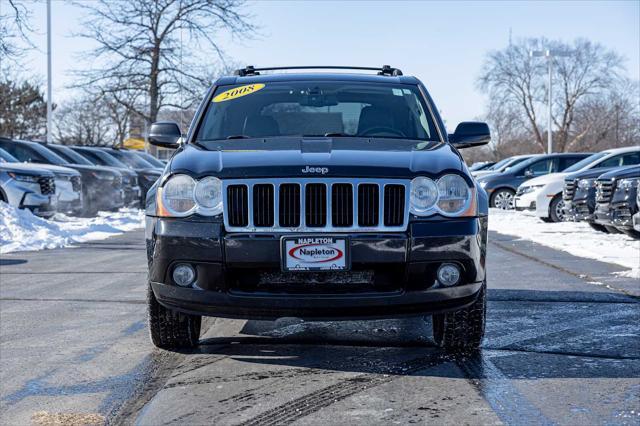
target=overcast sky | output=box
[18,0,640,131]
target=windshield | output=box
[107,149,153,168]
[50,145,94,165]
[196,81,439,142]
[76,148,128,168]
[27,143,68,165]
[0,148,18,163]
[488,158,511,170]
[562,152,607,173]
[136,151,165,168]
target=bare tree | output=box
[54,95,114,146]
[478,38,625,152]
[0,0,34,61]
[73,0,255,127]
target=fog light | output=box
[437,263,461,287]
[173,264,196,287]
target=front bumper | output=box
[514,191,536,211]
[633,212,640,232]
[22,193,57,218]
[146,216,488,320]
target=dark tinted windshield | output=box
[0,148,18,163]
[49,145,94,165]
[75,148,128,168]
[107,149,153,168]
[196,81,439,141]
[563,152,607,173]
[136,151,165,168]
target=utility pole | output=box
[46,0,52,144]
[529,49,572,153]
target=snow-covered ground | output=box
[489,208,640,279]
[0,202,144,254]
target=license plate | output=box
[282,237,349,271]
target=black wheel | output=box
[621,229,640,239]
[548,194,565,222]
[433,283,486,352]
[148,285,201,349]
[490,189,515,210]
[604,225,622,234]
[588,223,609,233]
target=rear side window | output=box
[598,152,640,168]
[196,81,439,142]
[525,158,556,176]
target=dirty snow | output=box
[489,208,640,278]
[0,201,144,254]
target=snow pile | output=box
[489,208,640,278]
[0,202,144,254]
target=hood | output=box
[170,139,463,179]
[136,167,163,176]
[521,172,567,186]
[0,162,55,176]
[63,163,121,176]
[30,162,81,177]
[598,165,640,180]
[565,167,617,181]
[471,170,500,178]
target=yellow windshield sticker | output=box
[213,84,265,103]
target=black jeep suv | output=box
[144,66,491,351]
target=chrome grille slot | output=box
[331,183,353,227]
[563,179,577,201]
[384,184,405,226]
[358,184,379,227]
[596,180,614,204]
[227,185,249,227]
[279,184,301,227]
[305,183,327,227]
[38,177,56,195]
[253,184,274,227]
[70,176,82,192]
[222,178,409,233]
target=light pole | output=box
[46,0,52,144]
[529,49,572,154]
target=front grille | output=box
[227,185,248,226]
[38,176,56,195]
[223,179,409,232]
[384,184,405,226]
[563,179,577,201]
[596,179,614,204]
[70,176,82,192]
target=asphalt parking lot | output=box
[1,230,638,425]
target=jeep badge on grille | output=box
[302,166,329,174]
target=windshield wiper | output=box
[323,132,349,137]
[226,135,250,139]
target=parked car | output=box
[144,65,491,351]
[594,166,640,238]
[98,147,162,202]
[468,161,495,172]
[0,138,84,215]
[0,148,57,217]
[471,154,537,178]
[479,153,589,210]
[562,166,617,232]
[514,147,640,222]
[69,146,142,207]
[35,143,126,215]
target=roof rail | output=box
[234,65,403,77]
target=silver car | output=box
[0,148,57,217]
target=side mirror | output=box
[524,170,534,178]
[448,122,491,149]
[148,121,182,149]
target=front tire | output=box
[433,283,486,352]
[490,189,515,210]
[548,194,565,222]
[148,285,201,349]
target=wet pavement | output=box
[0,230,638,425]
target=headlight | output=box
[158,174,222,217]
[578,179,596,190]
[8,172,39,183]
[410,176,438,215]
[437,174,470,214]
[90,171,115,181]
[410,174,474,217]
[618,178,639,190]
[194,176,222,213]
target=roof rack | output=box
[234,65,403,77]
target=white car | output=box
[514,146,640,222]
